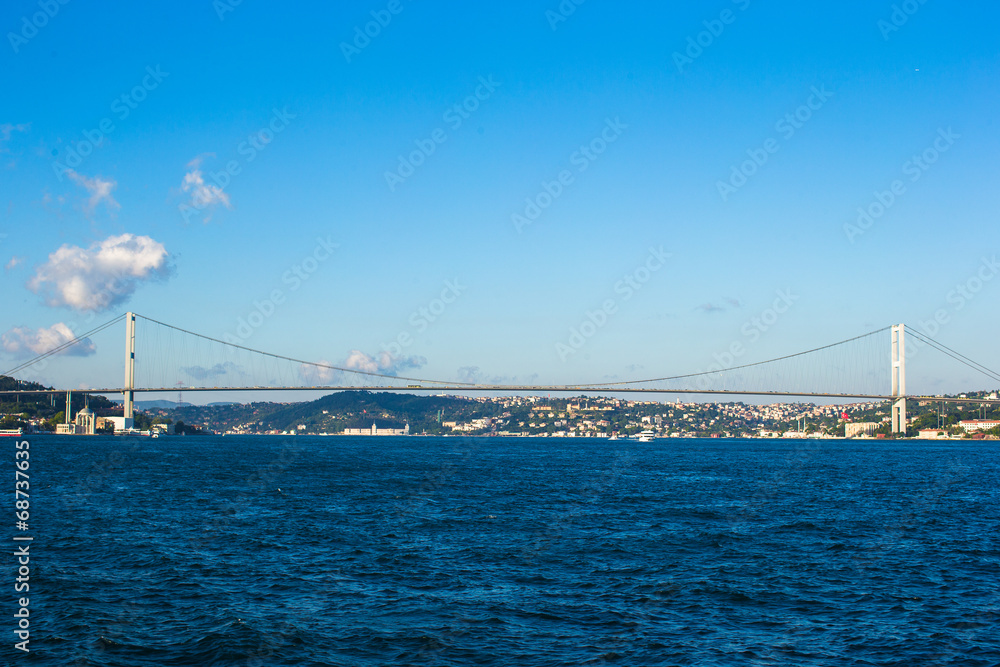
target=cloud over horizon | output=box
[456,366,539,385]
[28,234,171,312]
[183,362,241,380]
[299,360,337,385]
[344,350,427,376]
[2,323,96,358]
[298,351,428,385]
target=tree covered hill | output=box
[154,391,497,434]
[0,375,116,417]
[264,391,490,432]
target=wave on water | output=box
[29,436,1000,666]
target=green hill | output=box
[153,391,501,435]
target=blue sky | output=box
[2,0,998,401]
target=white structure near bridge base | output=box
[891,324,907,434]
[121,312,136,431]
[106,416,135,433]
[845,422,880,438]
[342,422,410,436]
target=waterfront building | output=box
[958,420,1000,433]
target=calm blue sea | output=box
[17,436,1000,666]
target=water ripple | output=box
[28,436,1000,665]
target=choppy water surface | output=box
[28,436,1000,665]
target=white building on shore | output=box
[342,422,410,436]
[958,420,1000,433]
[845,422,880,438]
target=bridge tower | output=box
[124,312,136,427]
[891,324,906,434]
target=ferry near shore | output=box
[0,428,24,437]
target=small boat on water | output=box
[0,428,24,437]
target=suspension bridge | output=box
[3,312,999,434]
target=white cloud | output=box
[344,350,389,374]
[300,360,337,385]
[180,155,231,219]
[387,355,427,374]
[5,256,24,271]
[2,323,96,358]
[66,169,119,214]
[28,234,171,312]
[456,366,538,385]
[183,362,241,380]
[298,352,428,384]
[456,365,483,383]
[344,350,427,376]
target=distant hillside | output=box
[135,400,194,409]
[154,390,501,434]
[264,391,487,432]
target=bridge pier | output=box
[123,312,135,428]
[891,324,906,434]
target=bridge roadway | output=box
[3,386,1000,405]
